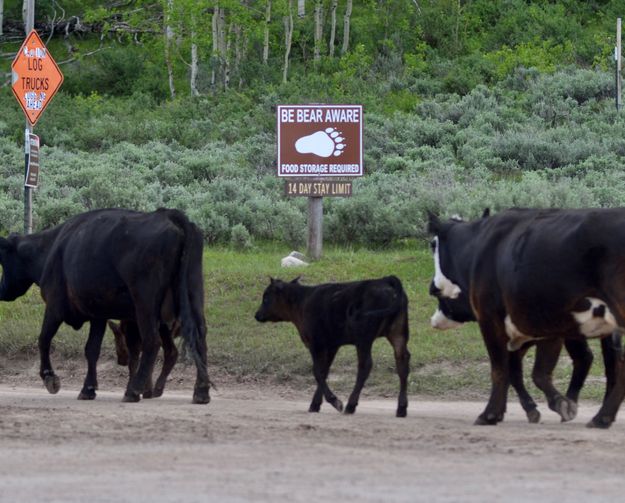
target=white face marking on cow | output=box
[505,315,543,351]
[431,237,461,299]
[572,297,618,338]
[430,309,464,330]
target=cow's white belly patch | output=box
[432,237,461,299]
[505,315,543,351]
[431,309,463,330]
[571,297,617,338]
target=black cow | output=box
[428,207,625,428]
[0,208,210,404]
[431,269,596,423]
[255,276,410,417]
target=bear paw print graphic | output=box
[295,128,346,158]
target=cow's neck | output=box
[19,227,62,285]
[283,284,312,332]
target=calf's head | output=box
[255,277,300,323]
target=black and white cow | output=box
[428,207,625,428]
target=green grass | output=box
[0,244,608,402]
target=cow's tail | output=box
[166,209,213,388]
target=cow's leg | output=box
[108,321,129,366]
[152,322,178,398]
[508,347,540,424]
[564,338,594,403]
[311,347,343,413]
[309,347,338,412]
[600,335,619,404]
[532,338,577,422]
[78,319,107,400]
[345,343,374,415]
[38,311,63,394]
[589,333,625,428]
[124,306,160,403]
[386,327,410,418]
[476,319,509,425]
[123,321,142,381]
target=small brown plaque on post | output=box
[285,180,353,197]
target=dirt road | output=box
[1,384,624,503]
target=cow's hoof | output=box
[122,392,141,403]
[44,374,61,394]
[142,389,154,399]
[77,387,96,400]
[152,387,164,398]
[192,389,210,404]
[587,415,613,429]
[526,409,541,424]
[344,403,357,414]
[474,413,501,425]
[331,399,344,413]
[553,397,577,422]
[396,405,407,418]
[308,404,321,413]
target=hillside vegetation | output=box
[1,1,624,246]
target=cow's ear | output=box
[481,208,490,218]
[290,276,301,284]
[426,210,441,235]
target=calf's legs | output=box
[345,344,374,414]
[38,311,63,394]
[310,347,342,412]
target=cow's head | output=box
[426,209,489,329]
[0,235,36,301]
[255,277,300,323]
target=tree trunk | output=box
[190,32,199,96]
[341,0,352,55]
[1,0,4,37]
[283,1,293,83]
[298,0,305,18]
[224,22,233,90]
[328,0,338,57]
[211,5,219,90]
[313,0,323,62]
[263,0,271,64]
[164,0,176,99]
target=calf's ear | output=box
[290,276,301,284]
[481,208,490,218]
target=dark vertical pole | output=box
[307,196,323,260]
[23,0,34,234]
[617,18,622,112]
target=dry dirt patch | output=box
[1,381,624,503]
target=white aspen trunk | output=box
[263,0,271,64]
[22,0,28,29]
[328,0,338,57]
[211,5,219,90]
[313,0,322,62]
[1,0,4,37]
[341,0,352,55]
[224,23,233,90]
[298,0,305,18]
[219,7,227,87]
[283,1,293,83]
[234,24,245,88]
[164,0,176,99]
[190,32,199,96]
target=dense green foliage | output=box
[1,1,625,246]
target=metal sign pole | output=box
[23,0,35,235]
